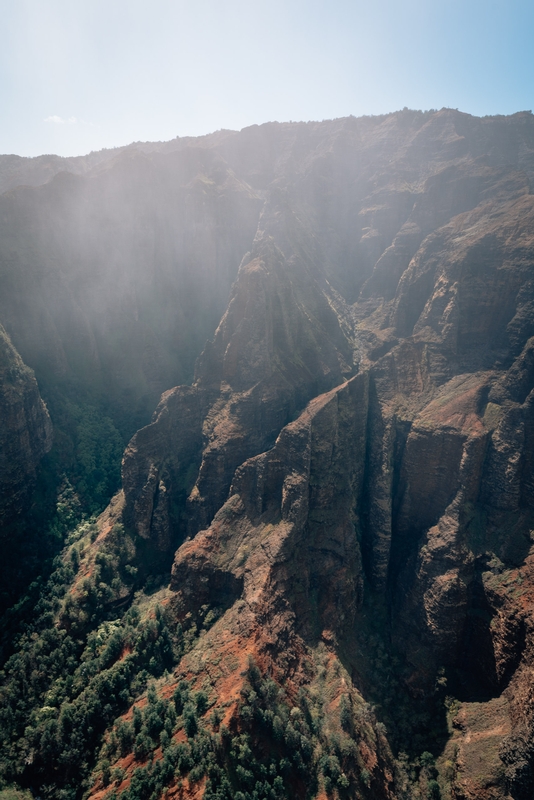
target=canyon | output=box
[1,108,534,800]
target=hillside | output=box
[1,108,534,800]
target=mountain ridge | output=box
[2,108,534,800]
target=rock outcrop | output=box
[0,324,52,530]
[119,109,534,799]
[3,108,534,799]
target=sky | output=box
[0,0,533,158]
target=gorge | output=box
[1,108,534,800]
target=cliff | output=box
[0,324,53,609]
[116,109,534,799]
[0,324,52,527]
[1,109,534,800]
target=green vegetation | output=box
[63,400,125,512]
[0,788,33,800]
[0,497,230,800]
[340,592,450,762]
[0,380,127,615]
[0,510,444,800]
[0,518,180,799]
[91,657,393,800]
[42,386,126,519]
[0,476,81,616]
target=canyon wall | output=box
[2,109,534,799]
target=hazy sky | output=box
[1,0,533,157]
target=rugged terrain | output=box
[1,108,534,800]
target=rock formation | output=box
[0,324,52,527]
[2,108,534,799]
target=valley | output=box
[1,108,534,800]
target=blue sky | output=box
[1,0,533,157]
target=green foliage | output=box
[64,400,125,513]
[420,751,436,769]
[81,656,376,800]
[50,480,84,539]
[0,788,33,800]
[340,694,352,734]
[0,533,184,800]
[0,390,125,614]
[195,689,209,716]
[428,779,441,799]
[347,596,450,762]
[173,680,190,715]
[183,703,199,739]
[105,659,383,800]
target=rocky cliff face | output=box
[0,324,52,528]
[2,109,534,800]
[115,109,534,799]
[0,324,53,609]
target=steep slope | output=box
[0,325,52,524]
[112,109,534,799]
[122,234,355,557]
[2,109,534,800]
[0,325,53,608]
[0,134,265,593]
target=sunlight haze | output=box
[1,0,533,156]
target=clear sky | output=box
[1,0,533,158]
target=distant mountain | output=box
[1,109,534,800]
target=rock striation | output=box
[3,108,534,799]
[117,109,534,799]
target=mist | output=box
[1,0,533,157]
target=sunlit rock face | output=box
[3,109,534,799]
[115,110,534,798]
